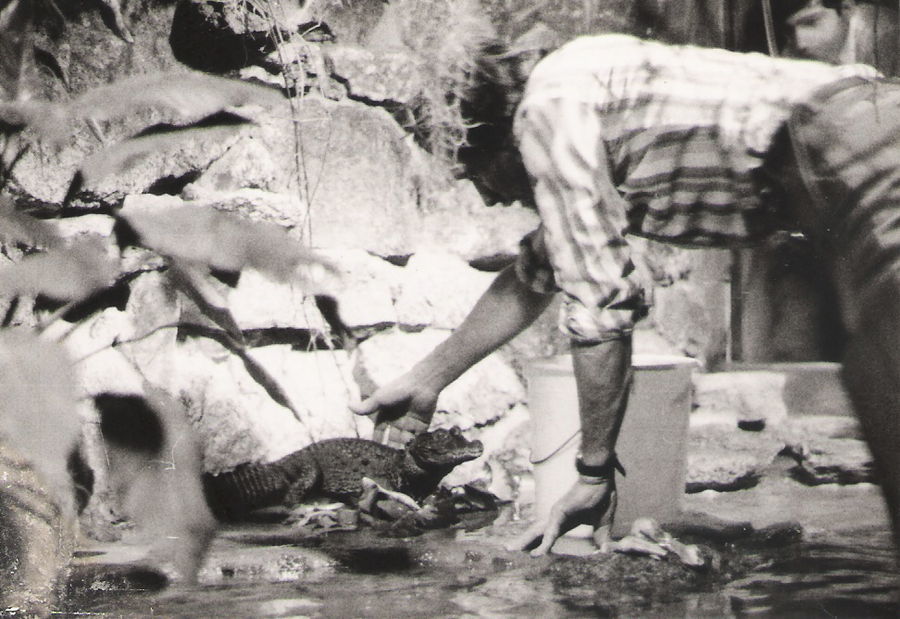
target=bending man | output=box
[352,34,900,556]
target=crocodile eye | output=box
[450,427,461,437]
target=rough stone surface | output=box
[117,271,182,389]
[0,442,76,615]
[327,45,423,104]
[354,328,525,429]
[182,189,304,229]
[783,438,875,485]
[686,449,762,493]
[228,268,327,331]
[686,424,784,493]
[416,197,540,264]
[184,136,281,194]
[186,98,426,256]
[394,251,494,329]
[14,117,238,207]
[317,249,403,330]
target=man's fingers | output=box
[349,396,379,416]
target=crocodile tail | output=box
[203,463,289,521]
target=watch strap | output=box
[575,453,626,478]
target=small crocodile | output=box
[203,427,484,521]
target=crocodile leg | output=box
[282,463,320,508]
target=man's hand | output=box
[349,373,439,448]
[508,475,616,557]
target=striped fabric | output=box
[513,34,880,343]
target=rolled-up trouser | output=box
[783,77,900,547]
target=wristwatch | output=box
[575,454,626,478]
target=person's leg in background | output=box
[777,78,900,549]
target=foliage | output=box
[381,0,497,167]
[0,0,336,598]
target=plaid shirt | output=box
[513,34,879,343]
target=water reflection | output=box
[727,528,898,617]
[65,526,897,617]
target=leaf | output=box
[0,0,39,102]
[0,330,81,494]
[169,260,244,345]
[0,194,62,248]
[32,70,284,144]
[118,204,334,283]
[0,237,117,302]
[0,98,50,135]
[64,114,255,202]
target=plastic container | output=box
[525,353,696,538]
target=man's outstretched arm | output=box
[351,264,554,445]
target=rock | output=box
[686,424,783,493]
[686,450,762,493]
[52,214,116,240]
[394,251,494,329]
[692,371,788,428]
[303,0,388,46]
[354,328,525,429]
[116,271,181,389]
[782,438,876,485]
[777,414,863,442]
[14,113,238,207]
[184,137,281,194]
[416,198,540,265]
[45,308,145,397]
[327,45,423,104]
[0,442,76,615]
[187,98,426,256]
[647,248,731,367]
[169,0,310,73]
[317,249,403,331]
[228,268,328,332]
[182,189,303,228]
[176,339,369,473]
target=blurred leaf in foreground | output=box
[118,204,333,283]
[0,330,80,504]
[32,70,284,145]
[170,260,245,344]
[63,112,257,203]
[0,236,117,302]
[0,194,62,249]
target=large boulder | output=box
[354,328,525,429]
[185,97,426,256]
[393,251,494,330]
[415,196,540,265]
[317,248,403,331]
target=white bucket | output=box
[525,353,696,539]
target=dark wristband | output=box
[575,454,626,478]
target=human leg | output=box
[783,77,900,551]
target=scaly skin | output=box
[203,427,483,521]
